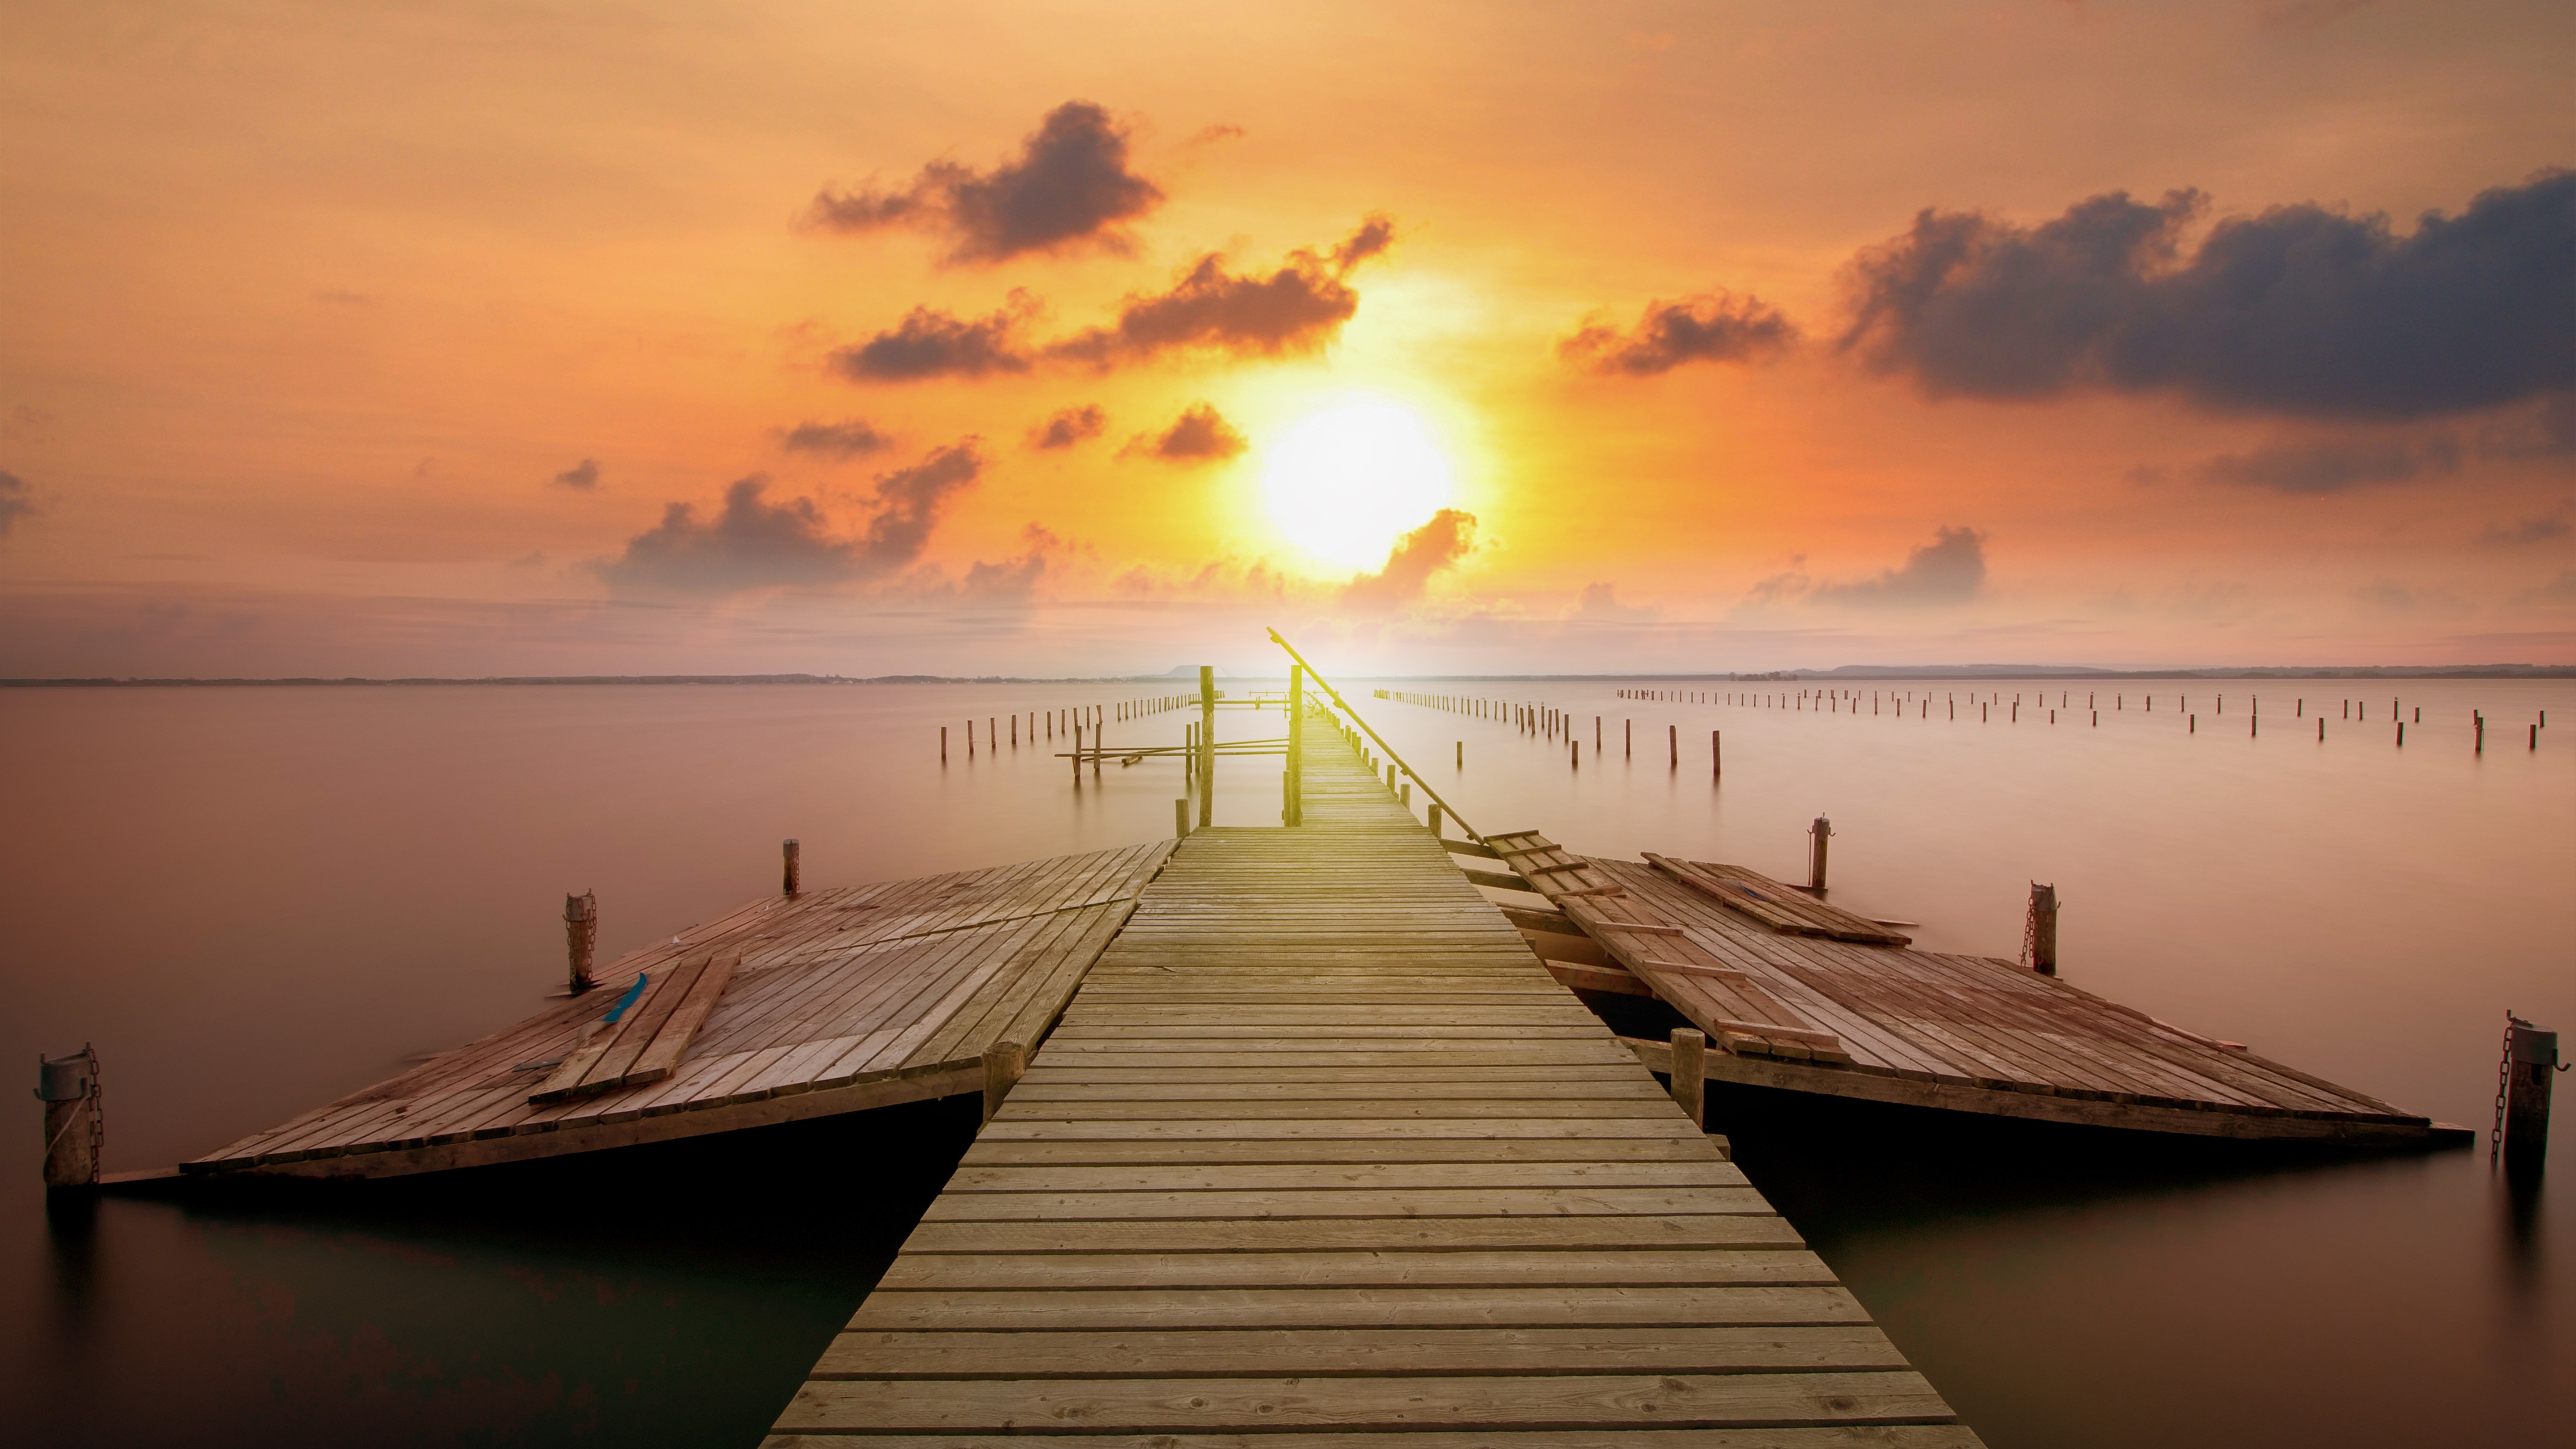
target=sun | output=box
[1260,397,1456,571]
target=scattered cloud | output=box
[802,101,1164,264]
[2525,570,2576,604]
[1126,402,1247,462]
[1573,583,1660,620]
[1559,291,1797,375]
[1343,508,1477,610]
[1029,405,1106,450]
[1046,216,1395,369]
[551,458,602,490]
[2194,435,2459,494]
[2352,578,2468,613]
[2478,391,2576,460]
[0,469,33,538]
[1839,171,2576,419]
[826,293,1040,382]
[777,418,894,459]
[1809,526,1988,607]
[827,219,1394,383]
[597,442,982,596]
[1186,123,1247,147]
[2480,510,2572,545]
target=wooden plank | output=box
[622,947,742,1083]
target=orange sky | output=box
[3,1,2572,676]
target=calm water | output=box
[4,678,2569,1445]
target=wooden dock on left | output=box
[182,842,1173,1179]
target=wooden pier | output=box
[1481,836,2454,1143]
[182,842,1171,1178]
[765,718,1979,1445]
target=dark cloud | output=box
[1560,291,1797,376]
[2480,511,2571,545]
[1343,508,1476,610]
[1840,172,2576,419]
[1128,402,1247,462]
[0,469,32,537]
[1810,527,1987,607]
[827,295,1038,382]
[2195,436,2459,494]
[803,101,1163,264]
[597,442,982,595]
[1029,405,1106,450]
[778,418,894,459]
[551,458,601,490]
[1047,217,1396,369]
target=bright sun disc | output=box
[1261,398,1455,570]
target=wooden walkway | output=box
[184,842,1171,1179]
[1487,835,2450,1142]
[767,719,1980,1445]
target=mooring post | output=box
[1285,664,1305,827]
[1456,741,1463,768]
[1198,666,1216,828]
[1176,797,1190,839]
[1712,730,1721,779]
[1427,801,1443,838]
[1670,1028,1706,1129]
[2504,1017,2560,1177]
[1668,723,1677,767]
[1808,816,1832,892]
[38,1045,101,1190]
[940,726,947,762]
[2029,882,2059,976]
[565,890,598,992]
[981,1038,1027,1126]
[1071,721,1082,782]
[782,838,801,897]
[1401,781,1413,809]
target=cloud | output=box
[2480,510,2572,545]
[2478,391,2576,460]
[777,418,894,459]
[827,294,1039,382]
[2527,570,2576,603]
[1810,527,1987,607]
[1573,583,1660,620]
[1187,123,1247,147]
[551,458,601,490]
[1343,508,1477,610]
[0,469,32,538]
[1559,291,1797,375]
[1046,217,1395,369]
[2194,435,2460,494]
[1029,404,1106,450]
[802,101,1164,264]
[1839,171,2576,419]
[1127,402,1246,462]
[597,442,982,595]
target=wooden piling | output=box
[1427,801,1443,837]
[980,1038,1027,1127]
[782,838,801,898]
[1808,815,1832,892]
[564,890,598,993]
[2029,882,2059,977]
[1713,729,1721,779]
[1197,667,1216,828]
[939,726,947,761]
[1668,722,1677,766]
[1670,1028,1706,1129]
[1175,797,1190,839]
[1285,665,1305,827]
[2505,1018,2558,1177]
[38,1045,100,1190]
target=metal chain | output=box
[2018,889,2039,970]
[2492,1012,2520,1162]
[87,1045,103,1184]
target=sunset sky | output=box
[3,1,2572,677]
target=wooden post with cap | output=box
[1808,816,1832,892]
[564,891,598,992]
[2029,882,2059,977]
[2505,1017,2560,1179]
[38,1044,100,1190]
[782,839,801,897]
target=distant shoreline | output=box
[8,665,2575,688]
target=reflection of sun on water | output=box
[1260,397,1454,571]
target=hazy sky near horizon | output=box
[4,0,2573,677]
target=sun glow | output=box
[1260,397,1456,571]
